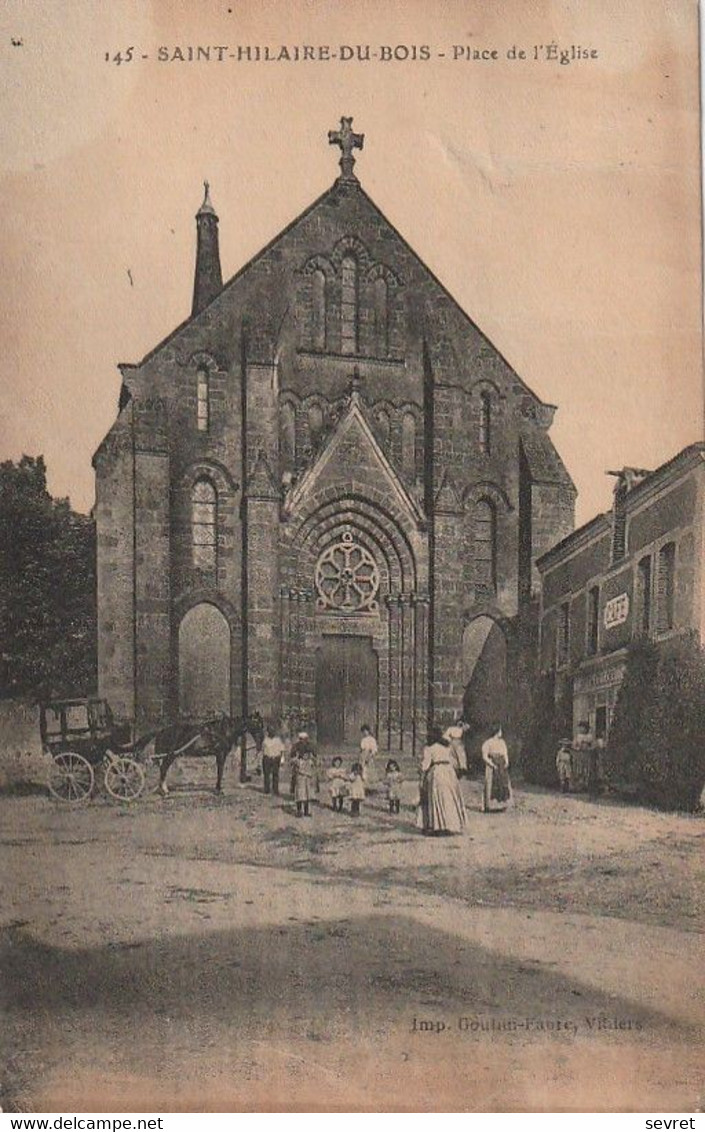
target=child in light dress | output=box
[327,755,348,812]
[556,739,573,793]
[385,759,403,814]
[359,724,378,785]
[348,761,366,816]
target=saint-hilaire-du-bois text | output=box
[104,42,600,66]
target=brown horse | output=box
[137,713,264,795]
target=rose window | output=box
[315,530,380,613]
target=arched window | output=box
[308,403,324,448]
[191,478,217,570]
[280,402,296,469]
[311,269,327,352]
[373,276,388,356]
[479,391,491,454]
[197,368,210,432]
[473,499,497,596]
[376,408,391,449]
[401,412,416,479]
[340,255,358,355]
[656,542,676,632]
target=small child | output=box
[360,724,378,784]
[292,739,317,818]
[348,761,365,816]
[327,755,347,812]
[556,739,573,794]
[385,759,403,814]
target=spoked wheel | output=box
[48,752,95,803]
[104,757,146,802]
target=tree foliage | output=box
[523,671,573,786]
[0,456,97,700]
[605,634,705,811]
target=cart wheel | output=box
[104,757,146,802]
[48,752,95,803]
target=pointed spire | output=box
[192,181,223,316]
[197,180,217,217]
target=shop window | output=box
[656,542,676,632]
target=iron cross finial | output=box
[328,116,364,181]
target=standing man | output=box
[481,724,510,813]
[261,723,285,796]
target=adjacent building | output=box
[537,443,705,741]
[93,119,576,748]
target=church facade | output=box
[93,119,576,753]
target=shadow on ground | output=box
[0,910,696,1112]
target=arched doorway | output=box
[178,603,231,719]
[461,616,507,770]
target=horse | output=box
[137,712,264,796]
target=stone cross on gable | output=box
[328,116,364,180]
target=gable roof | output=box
[283,389,425,526]
[131,176,547,406]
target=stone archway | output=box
[280,492,428,753]
[178,602,231,719]
[461,615,508,768]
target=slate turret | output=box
[192,181,223,316]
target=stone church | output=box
[94,118,575,754]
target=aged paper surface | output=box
[0,0,703,1114]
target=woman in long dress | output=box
[419,726,466,835]
[444,718,468,777]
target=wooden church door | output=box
[315,637,378,745]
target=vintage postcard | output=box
[0,0,703,1114]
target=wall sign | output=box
[603,593,630,629]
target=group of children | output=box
[263,720,405,819]
[324,754,403,817]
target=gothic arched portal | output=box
[178,602,231,719]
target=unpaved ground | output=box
[0,752,703,1112]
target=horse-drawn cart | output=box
[41,697,146,803]
[41,700,265,801]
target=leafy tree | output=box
[523,671,573,785]
[0,456,96,700]
[605,634,705,811]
